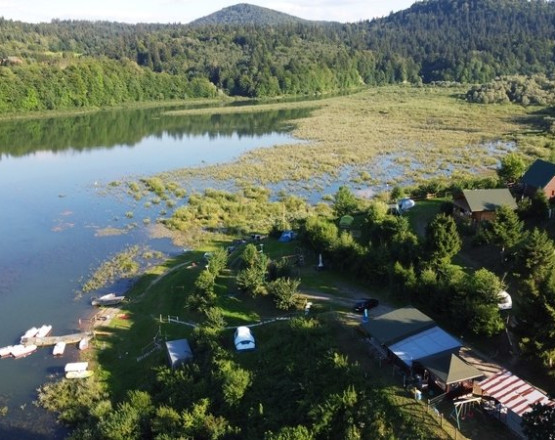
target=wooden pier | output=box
[22,332,92,347]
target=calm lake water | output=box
[0,104,309,439]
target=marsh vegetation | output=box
[154,86,546,197]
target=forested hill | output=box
[188,3,310,26]
[360,0,555,83]
[0,0,554,113]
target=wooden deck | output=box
[22,332,92,347]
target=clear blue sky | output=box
[0,0,417,24]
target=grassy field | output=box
[164,85,549,192]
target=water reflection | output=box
[0,105,315,158]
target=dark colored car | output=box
[353,298,379,313]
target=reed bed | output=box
[165,85,542,189]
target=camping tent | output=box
[497,291,512,310]
[398,198,416,211]
[166,339,193,369]
[278,230,296,242]
[339,215,354,228]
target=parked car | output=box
[234,326,255,351]
[353,298,379,313]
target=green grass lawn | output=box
[405,198,447,238]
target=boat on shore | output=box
[20,327,39,343]
[64,362,91,379]
[11,344,37,359]
[91,293,125,307]
[36,324,53,338]
[52,341,66,356]
[66,370,94,379]
[78,337,90,350]
[64,361,88,373]
[0,345,15,358]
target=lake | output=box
[0,104,310,439]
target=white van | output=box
[234,326,255,351]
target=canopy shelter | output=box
[416,352,483,391]
[418,352,483,385]
[361,306,435,346]
[478,370,555,437]
[166,339,193,370]
[389,326,462,368]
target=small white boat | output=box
[0,345,15,358]
[91,293,125,307]
[78,337,90,351]
[66,370,93,379]
[64,362,89,373]
[36,324,53,338]
[20,326,39,342]
[11,344,37,359]
[52,341,66,356]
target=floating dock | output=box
[22,332,92,347]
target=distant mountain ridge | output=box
[188,3,310,26]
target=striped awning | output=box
[478,370,554,416]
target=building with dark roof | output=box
[521,158,555,200]
[361,306,435,346]
[453,188,517,223]
[415,352,483,392]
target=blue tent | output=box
[278,230,296,242]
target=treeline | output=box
[466,75,555,106]
[0,0,554,112]
[0,57,217,112]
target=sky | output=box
[0,0,417,24]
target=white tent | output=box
[389,326,461,367]
[166,339,193,369]
[497,291,512,310]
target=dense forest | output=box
[0,0,554,113]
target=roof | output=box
[460,189,517,213]
[361,307,435,345]
[389,326,462,367]
[418,353,483,385]
[521,159,555,189]
[166,339,193,368]
[478,370,555,417]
